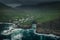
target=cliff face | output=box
[37,18,60,36]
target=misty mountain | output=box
[0,2,11,9]
[37,1,60,7]
[16,1,60,9]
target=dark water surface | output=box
[0,24,60,40]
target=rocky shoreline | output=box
[0,18,60,36]
[36,18,60,36]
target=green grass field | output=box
[0,7,60,24]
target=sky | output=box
[0,0,60,8]
[0,0,60,4]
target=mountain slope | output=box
[0,2,11,9]
[16,1,60,9]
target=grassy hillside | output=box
[0,2,60,23]
[37,18,60,35]
[0,2,12,22]
[2,7,60,23]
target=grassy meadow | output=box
[0,7,60,23]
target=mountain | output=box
[16,1,60,9]
[0,2,11,9]
[37,1,60,7]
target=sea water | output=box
[0,23,60,40]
